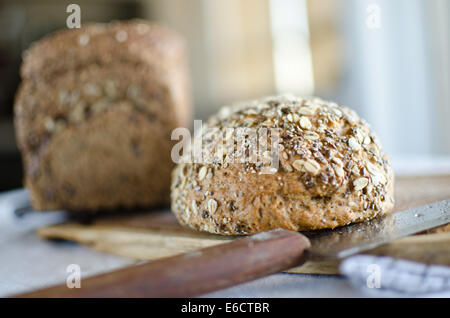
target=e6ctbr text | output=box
[225,302,269,313]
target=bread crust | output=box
[171,95,394,234]
[15,20,191,211]
[21,20,185,80]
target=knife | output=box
[15,199,449,297]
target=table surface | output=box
[1,157,450,298]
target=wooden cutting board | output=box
[37,175,450,274]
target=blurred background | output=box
[0,0,449,191]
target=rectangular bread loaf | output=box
[14,20,191,211]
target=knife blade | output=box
[305,198,450,258]
[14,199,449,297]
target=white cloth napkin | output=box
[340,255,450,295]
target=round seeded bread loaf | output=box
[15,20,191,211]
[171,95,394,235]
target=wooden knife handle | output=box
[15,229,310,298]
